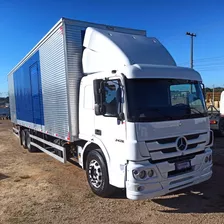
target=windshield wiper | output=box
[190,107,206,116]
[177,106,206,118]
[148,108,173,120]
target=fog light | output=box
[205,156,209,163]
[209,154,212,162]
[139,170,147,179]
[137,186,145,192]
[148,169,154,177]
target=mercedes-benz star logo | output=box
[176,137,188,151]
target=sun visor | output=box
[82,27,176,74]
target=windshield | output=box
[125,78,207,122]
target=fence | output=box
[206,92,222,108]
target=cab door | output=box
[93,78,126,187]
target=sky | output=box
[1,0,224,95]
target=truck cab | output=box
[78,27,213,200]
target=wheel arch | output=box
[82,138,110,170]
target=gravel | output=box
[1,120,224,224]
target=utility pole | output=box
[186,32,196,68]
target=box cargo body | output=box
[8,18,146,142]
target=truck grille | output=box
[149,150,203,164]
[146,133,204,145]
[146,132,208,161]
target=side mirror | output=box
[116,87,121,103]
[201,83,206,99]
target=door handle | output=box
[95,129,102,136]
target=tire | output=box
[25,131,37,152]
[21,130,27,149]
[86,150,115,198]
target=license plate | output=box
[175,160,191,171]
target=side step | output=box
[30,134,67,163]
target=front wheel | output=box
[86,150,115,197]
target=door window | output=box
[104,80,120,117]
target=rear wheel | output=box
[86,150,115,198]
[25,131,37,152]
[21,130,27,149]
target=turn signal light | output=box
[210,120,217,124]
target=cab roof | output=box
[119,64,202,81]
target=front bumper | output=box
[126,148,212,200]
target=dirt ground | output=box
[1,121,224,224]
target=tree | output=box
[205,87,212,92]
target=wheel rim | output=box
[88,159,103,188]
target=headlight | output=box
[139,170,147,179]
[132,169,155,180]
[148,169,154,177]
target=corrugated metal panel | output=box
[39,27,69,139]
[8,73,17,123]
[64,19,146,140]
[64,24,83,139]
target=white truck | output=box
[8,18,213,200]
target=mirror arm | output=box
[201,82,206,101]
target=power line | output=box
[195,67,224,72]
[193,55,224,62]
[179,55,224,65]
[195,63,224,67]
